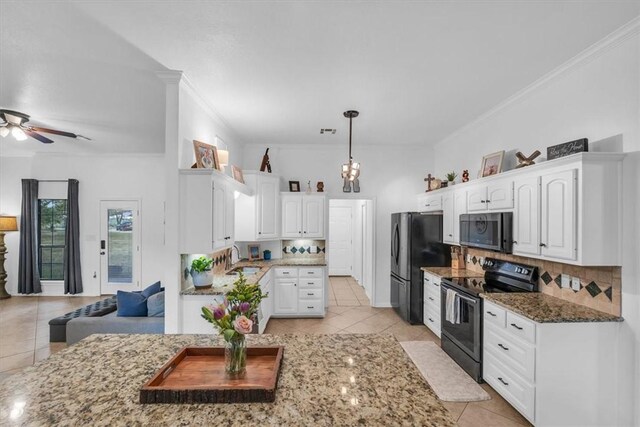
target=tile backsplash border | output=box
[282,239,326,260]
[465,248,621,316]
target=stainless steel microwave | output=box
[459,212,513,253]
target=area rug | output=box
[400,341,491,402]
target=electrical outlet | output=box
[571,276,581,291]
[561,274,570,288]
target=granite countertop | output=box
[0,334,455,426]
[421,266,484,279]
[181,258,327,296]
[482,293,624,323]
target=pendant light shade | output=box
[341,110,361,192]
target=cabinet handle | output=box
[307,306,314,309]
[425,203,431,207]
[512,240,517,244]
[307,293,314,296]
[308,282,314,285]
[486,200,491,203]
[307,272,314,275]
[480,200,486,203]
[539,243,546,247]
[258,231,262,235]
[428,297,434,301]
[486,311,497,317]
[303,231,307,234]
[448,234,453,237]
[510,323,523,330]
[497,377,509,386]
[498,343,509,351]
[298,231,302,234]
[433,283,440,287]
[283,272,289,275]
[428,317,434,322]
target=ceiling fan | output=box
[0,109,91,144]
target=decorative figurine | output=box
[515,150,542,168]
[306,180,312,194]
[424,174,435,192]
[259,148,272,173]
[462,170,470,183]
[317,181,324,192]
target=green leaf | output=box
[223,329,236,342]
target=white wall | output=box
[0,154,166,296]
[432,28,640,426]
[243,144,432,306]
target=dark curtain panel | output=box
[18,179,41,294]
[64,179,83,294]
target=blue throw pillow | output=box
[141,281,162,298]
[117,290,148,317]
[147,291,165,317]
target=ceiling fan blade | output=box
[30,126,91,140]
[24,130,54,144]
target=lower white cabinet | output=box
[181,294,225,334]
[257,270,273,334]
[423,272,441,338]
[483,300,621,426]
[273,267,326,317]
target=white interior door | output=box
[100,200,141,294]
[328,205,352,276]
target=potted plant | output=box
[190,256,213,288]
[446,171,458,185]
[201,273,268,378]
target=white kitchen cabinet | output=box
[467,179,513,212]
[224,183,235,245]
[273,279,298,314]
[257,270,273,334]
[540,169,577,261]
[418,193,442,212]
[443,189,467,244]
[513,176,541,256]
[422,272,441,338]
[483,300,620,426]
[280,194,325,239]
[181,294,225,334]
[179,170,234,254]
[235,172,281,241]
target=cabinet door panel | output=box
[453,190,467,244]
[257,178,278,239]
[281,196,302,238]
[442,193,455,244]
[513,176,540,256]
[274,280,298,314]
[487,180,514,210]
[541,169,577,260]
[467,186,488,212]
[224,182,235,244]
[212,182,226,249]
[303,196,325,238]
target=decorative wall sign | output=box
[547,138,588,160]
[515,150,541,168]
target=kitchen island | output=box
[0,334,455,426]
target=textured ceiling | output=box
[1,1,638,154]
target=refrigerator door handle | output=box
[394,224,400,265]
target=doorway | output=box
[100,200,141,294]
[328,199,375,305]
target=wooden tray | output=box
[140,346,284,404]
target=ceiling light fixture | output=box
[341,110,360,193]
[11,126,27,141]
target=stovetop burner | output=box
[441,277,528,296]
[442,258,539,296]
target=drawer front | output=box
[298,299,324,315]
[422,195,442,211]
[484,301,507,328]
[425,291,439,306]
[299,278,323,289]
[506,312,536,344]
[275,267,298,278]
[484,352,535,422]
[299,288,323,299]
[425,315,441,338]
[485,325,535,382]
[299,267,324,278]
[425,297,440,318]
[424,274,441,293]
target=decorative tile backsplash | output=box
[464,248,621,316]
[282,240,326,260]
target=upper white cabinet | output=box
[235,172,281,241]
[443,188,468,244]
[419,153,625,266]
[418,193,442,212]
[468,179,514,212]
[281,194,325,239]
[179,170,237,254]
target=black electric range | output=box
[439,258,538,382]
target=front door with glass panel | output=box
[100,200,140,294]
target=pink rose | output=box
[233,315,253,335]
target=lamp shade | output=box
[218,149,229,166]
[0,216,18,232]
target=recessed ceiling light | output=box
[320,128,336,135]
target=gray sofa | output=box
[66,311,164,345]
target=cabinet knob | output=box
[448,234,453,237]
[258,232,262,235]
[303,231,307,234]
[480,200,486,203]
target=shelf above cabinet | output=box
[179,168,254,197]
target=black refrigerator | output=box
[391,212,451,324]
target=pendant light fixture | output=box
[341,110,361,193]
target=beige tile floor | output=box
[0,279,530,426]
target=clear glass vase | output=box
[224,335,247,379]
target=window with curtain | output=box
[38,199,67,280]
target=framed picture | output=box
[193,140,220,170]
[289,181,300,192]
[231,165,245,184]
[248,244,261,261]
[480,151,505,177]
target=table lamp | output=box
[0,215,18,299]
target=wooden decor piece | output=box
[515,150,541,168]
[547,138,588,160]
[424,174,434,192]
[140,346,284,404]
[259,148,272,173]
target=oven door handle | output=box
[441,284,478,304]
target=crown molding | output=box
[435,15,640,149]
